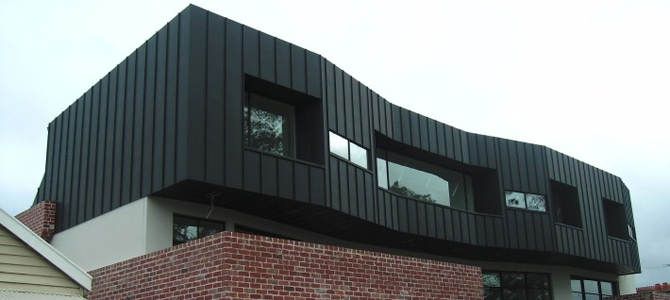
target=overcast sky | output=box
[1,0,668,287]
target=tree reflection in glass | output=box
[244,93,295,157]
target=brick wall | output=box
[15,201,56,242]
[606,291,670,300]
[88,231,483,300]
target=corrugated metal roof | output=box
[0,290,87,299]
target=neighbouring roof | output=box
[0,208,91,291]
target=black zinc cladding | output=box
[32,5,640,275]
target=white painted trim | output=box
[0,208,92,291]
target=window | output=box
[571,278,616,299]
[551,180,582,228]
[628,224,636,241]
[329,131,368,169]
[377,149,474,210]
[602,198,627,239]
[173,215,225,245]
[244,92,295,158]
[483,271,551,300]
[505,191,547,212]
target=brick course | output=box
[606,291,670,300]
[15,201,56,242]
[88,231,483,300]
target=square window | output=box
[506,191,526,209]
[526,193,546,212]
[244,93,295,158]
[551,180,582,227]
[602,198,628,239]
[349,142,368,169]
[483,271,501,287]
[329,132,349,159]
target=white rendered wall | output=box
[619,274,636,295]
[50,199,149,271]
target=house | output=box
[0,207,91,298]
[19,4,640,299]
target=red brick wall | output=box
[15,201,56,242]
[88,231,483,300]
[606,291,670,300]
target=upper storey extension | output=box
[33,5,639,275]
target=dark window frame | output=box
[571,277,617,300]
[244,92,296,158]
[173,214,226,246]
[505,190,548,213]
[376,148,475,211]
[602,198,628,240]
[483,270,552,300]
[329,131,369,169]
[551,180,583,228]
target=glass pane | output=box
[377,158,389,189]
[571,279,583,292]
[502,272,525,288]
[484,288,501,300]
[601,282,613,295]
[572,292,584,300]
[506,191,526,209]
[173,216,198,244]
[527,273,550,289]
[388,160,450,206]
[526,193,546,212]
[483,272,501,287]
[528,289,551,300]
[329,132,349,159]
[199,220,225,238]
[246,93,295,157]
[503,288,526,300]
[349,142,368,169]
[584,280,599,294]
[585,294,599,300]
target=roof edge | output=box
[0,208,92,291]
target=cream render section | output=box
[0,209,90,296]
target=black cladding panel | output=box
[33,4,638,275]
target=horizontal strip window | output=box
[483,271,552,300]
[505,191,547,212]
[377,149,474,211]
[329,131,368,169]
[173,215,225,246]
[571,277,616,299]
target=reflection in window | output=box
[628,224,636,241]
[603,198,628,240]
[571,278,616,300]
[484,271,551,300]
[173,215,225,245]
[551,180,582,228]
[505,191,546,212]
[244,92,295,157]
[377,149,474,210]
[329,131,368,169]
[506,192,526,209]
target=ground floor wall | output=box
[88,231,483,300]
[43,196,637,297]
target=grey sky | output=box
[1,0,668,287]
